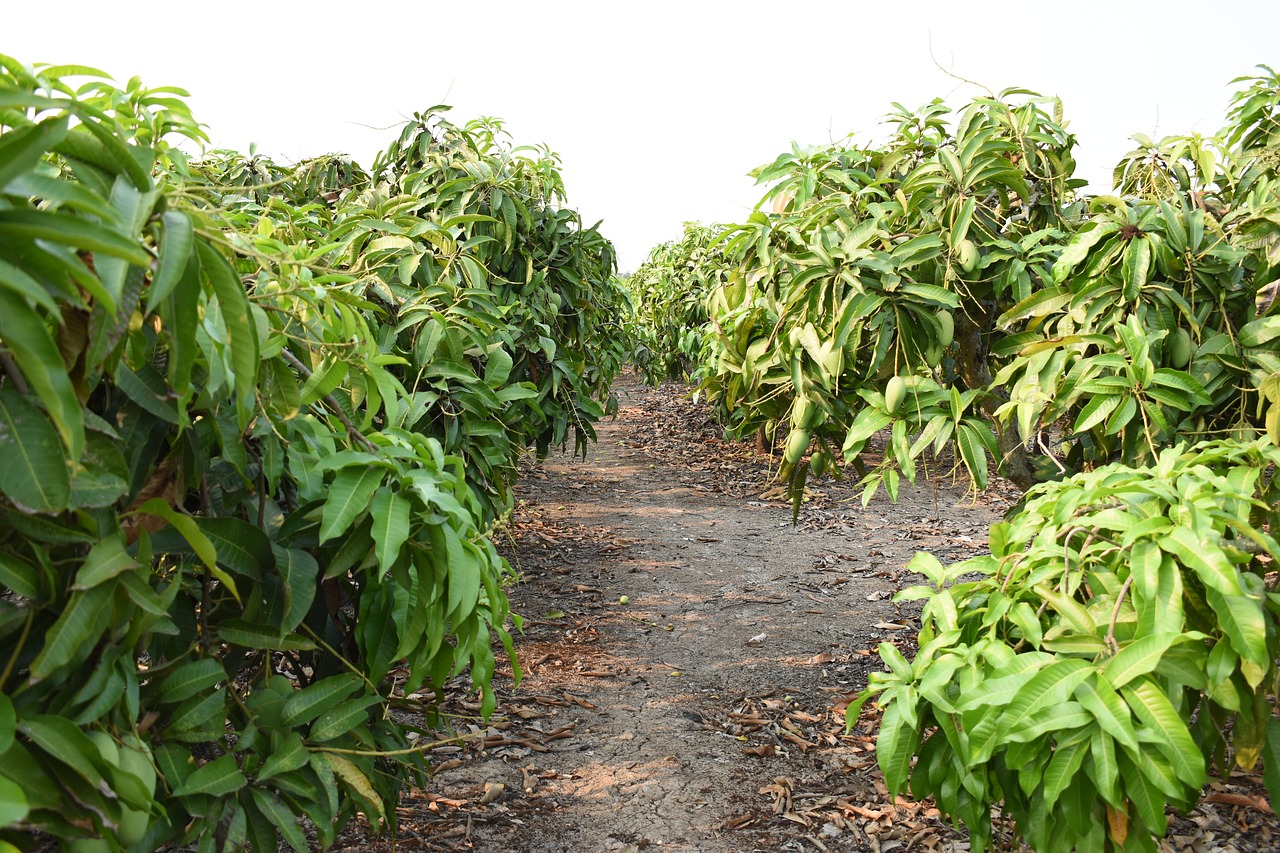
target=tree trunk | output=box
[955,309,1038,492]
[755,427,772,455]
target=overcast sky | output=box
[8,1,1278,270]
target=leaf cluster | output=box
[0,56,620,852]
[855,440,1280,852]
[623,222,730,385]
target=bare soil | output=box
[340,374,1276,853]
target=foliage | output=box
[366,112,628,480]
[831,71,1280,853]
[182,112,628,519]
[0,57,620,851]
[852,440,1280,852]
[619,67,1280,852]
[698,91,1082,507]
[697,75,1280,513]
[624,222,729,384]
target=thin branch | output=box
[0,352,30,395]
[280,348,378,453]
[1037,431,1067,476]
[1106,574,1135,654]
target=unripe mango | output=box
[937,311,954,348]
[117,738,157,795]
[793,394,814,429]
[885,376,907,414]
[87,731,119,766]
[784,429,811,466]
[956,239,979,274]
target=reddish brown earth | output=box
[340,374,1275,853]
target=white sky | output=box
[8,0,1278,270]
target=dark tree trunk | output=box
[955,308,1038,492]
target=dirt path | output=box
[334,375,1280,853]
[372,375,1006,853]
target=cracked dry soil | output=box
[341,374,1277,852]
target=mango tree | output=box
[689,68,1280,851]
[0,57,622,852]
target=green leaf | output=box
[1263,719,1280,808]
[18,715,108,790]
[250,788,309,853]
[875,699,919,795]
[0,775,28,826]
[273,546,319,634]
[369,488,410,577]
[157,659,227,704]
[256,732,309,782]
[319,467,384,544]
[1239,315,1280,348]
[971,658,1091,764]
[73,531,139,589]
[0,552,40,599]
[1088,728,1121,806]
[145,211,193,311]
[114,361,180,424]
[878,641,914,681]
[1042,739,1088,808]
[0,208,150,269]
[1205,586,1269,681]
[1035,585,1096,635]
[28,583,112,681]
[1004,701,1093,742]
[1041,632,1108,655]
[0,116,68,191]
[280,673,363,727]
[1103,632,1181,689]
[956,423,989,490]
[194,517,273,580]
[1118,750,1170,834]
[1074,393,1121,434]
[1160,527,1242,596]
[172,753,246,798]
[445,529,481,621]
[1122,236,1151,301]
[1121,679,1206,790]
[483,346,513,388]
[1053,220,1121,283]
[134,498,239,603]
[196,241,259,428]
[950,195,976,246]
[167,687,227,734]
[1074,675,1138,752]
[298,356,347,406]
[996,286,1072,329]
[308,694,381,742]
[0,256,59,313]
[216,619,313,651]
[0,292,84,461]
[0,388,70,513]
[71,107,154,191]
[1149,369,1211,405]
[0,693,14,754]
